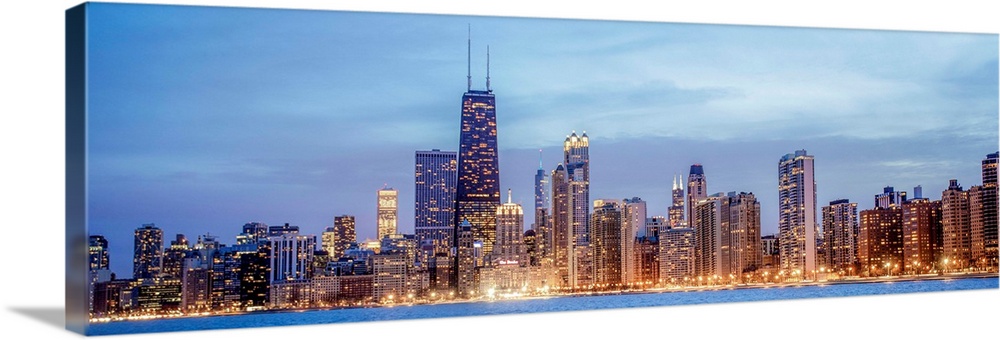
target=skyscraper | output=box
[622,197,646,285]
[981,152,998,268]
[564,131,590,246]
[591,199,623,288]
[551,164,571,287]
[778,150,817,277]
[941,179,971,268]
[902,198,941,274]
[494,189,525,264]
[533,150,552,265]
[693,194,725,278]
[687,165,707,230]
[133,224,163,279]
[333,215,356,259]
[454,40,501,266]
[415,149,458,250]
[89,235,110,271]
[268,228,316,283]
[668,175,686,229]
[875,186,907,208]
[822,199,859,272]
[534,150,550,213]
[377,186,399,240]
[858,207,903,276]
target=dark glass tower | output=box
[454,36,500,292]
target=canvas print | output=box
[65,2,999,336]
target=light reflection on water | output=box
[88,277,998,336]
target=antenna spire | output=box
[467,25,471,91]
[486,45,491,92]
[538,149,543,170]
[507,188,512,204]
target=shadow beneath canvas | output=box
[9,307,64,329]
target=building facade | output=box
[134,224,164,280]
[415,149,457,252]
[822,199,858,271]
[377,187,399,240]
[777,150,817,277]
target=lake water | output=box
[87,276,998,336]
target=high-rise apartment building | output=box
[941,179,971,268]
[134,224,164,279]
[982,152,999,268]
[89,235,110,270]
[592,199,623,287]
[693,194,725,278]
[660,227,694,284]
[494,189,525,264]
[622,197,645,285]
[268,229,316,283]
[902,198,941,274]
[687,165,707,229]
[565,132,590,246]
[415,149,457,251]
[822,199,858,271]
[377,186,399,240]
[332,215,356,259]
[777,150,817,277]
[551,164,571,287]
[858,207,903,276]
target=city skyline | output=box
[85,3,998,275]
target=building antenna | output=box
[538,149,543,170]
[486,45,491,92]
[467,24,472,91]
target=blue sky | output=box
[84,3,998,276]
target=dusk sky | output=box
[85,3,998,276]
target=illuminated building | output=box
[660,227,694,283]
[135,277,182,314]
[875,186,907,208]
[969,185,986,268]
[693,194,725,278]
[902,198,942,273]
[378,186,399,240]
[822,199,858,271]
[982,152,999,268]
[622,197,645,285]
[669,174,686,229]
[727,192,762,276]
[454,39,501,295]
[268,229,317,283]
[551,163,571,287]
[533,150,552,266]
[564,131,591,287]
[760,234,780,270]
[333,215,356,258]
[415,149,457,252]
[778,150,817,277]
[646,216,666,239]
[494,189,525,264]
[161,234,190,280]
[372,253,409,301]
[592,199,623,288]
[635,236,659,286]
[268,223,299,236]
[687,164,707,229]
[133,224,163,280]
[858,206,903,276]
[941,179,971,268]
[236,222,268,245]
[89,235,109,270]
[524,229,538,266]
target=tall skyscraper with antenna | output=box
[454,30,500,292]
[668,174,686,229]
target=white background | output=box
[1,1,997,339]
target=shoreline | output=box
[89,272,998,324]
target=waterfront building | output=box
[591,199,623,288]
[635,236,659,287]
[333,215,356,258]
[822,199,858,271]
[660,227,694,284]
[378,186,399,240]
[941,179,972,268]
[902,198,942,274]
[415,149,457,252]
[269,229,317,283]
[551,164,571,287]
[858,207,904,276]
[982,152,999,268]
[622,197,645,285]
[687,165,707,229]
[494,189,526,265]
[694,194,726,278]
[133,224,163,280]
[89,235,110,270]
[777,150,818,277]
[236,222,268,245]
